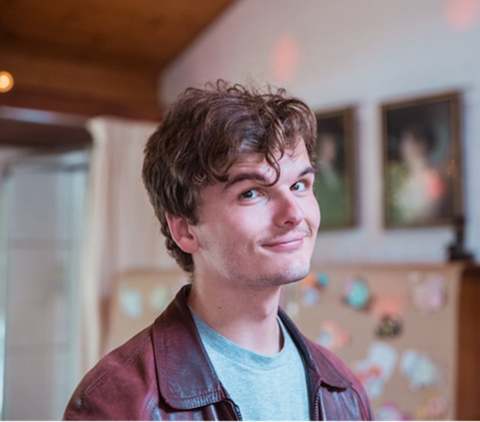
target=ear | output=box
[165,213,199,254]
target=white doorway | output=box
[0,150,89,420]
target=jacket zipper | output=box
[312,380,323,420]
[225,399,243,420]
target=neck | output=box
[188,276,283,356]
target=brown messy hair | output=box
[142,80,317,274]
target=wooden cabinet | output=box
[456,266,480,420]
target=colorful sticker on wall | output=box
[150,285,169,314]
[416,393,448,420]
[316,271,329,288]
[371,296,405,320]
[353,342,398,398]
[376,402,412,421]
[400,350,442,390]
[343,277,371,310]
[300,272,329,307]
[317,319,350,351]
[301,286,320,307]
[409,272,446,314]
[120,286,143,319]
[376,315,403,339]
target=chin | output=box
[231,255,312,288]
[258,261,311,288]
[283,263,311,284]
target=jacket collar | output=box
[152,285,229,410]
[152,284,350,410]
[277,308,352,390]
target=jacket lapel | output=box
[152,285,230,410]
[278,308,352,390]
[152,285,351,412]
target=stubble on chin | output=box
[230,259,311,290]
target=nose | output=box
[273,192,304,228]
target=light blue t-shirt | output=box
[190,309,311,421]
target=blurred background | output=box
[0,0,479,420]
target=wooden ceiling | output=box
[0,0,236,120]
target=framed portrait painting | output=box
[382,92,463,228]
[314,108,357,230]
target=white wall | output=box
[161,0,480,264]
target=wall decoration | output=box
[316,271,329,288]
[409,272,446,314]
[371,296,405,320]
[376,402,412,421]
[353,342,398,398]
[416,393,448,420]
[150,285,169,313]
[314,107,357,230]
[376,315,403,339]
[382,92,463,228]
[343,277,371,310]
[120,286,143,319]
[301,287,320,307]
[400,350,442,390]
[300,272,329,307]
[317,319,350,351]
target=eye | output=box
[291,181,307,192]
[239,189,260,200]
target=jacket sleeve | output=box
[63,330,158,420]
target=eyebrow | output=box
[222,172,267,193]
[222,166,315,193]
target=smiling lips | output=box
[262,233,309,251]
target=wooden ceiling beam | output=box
[0,0,237,120]
[0,51,162,120]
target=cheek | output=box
[211,210,254,242]
[227,213,256,237]
[306,196,321,226]
[224,210,266,251]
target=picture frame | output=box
[314,107,357,231]
[381,92,463,228]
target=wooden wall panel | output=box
[0,0,236,68]
[456,266,480,420]
[0,51,162,119]
[0,0,236,119]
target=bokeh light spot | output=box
[446,0,480,31]
[0,71,14,93]
[270,35,300,83]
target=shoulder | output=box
[63,325,158,421]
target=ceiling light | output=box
[0,71,14,93]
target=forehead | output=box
[227,141,309,177]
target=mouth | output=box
[262,234,309,251]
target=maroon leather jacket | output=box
[64,285,373,421]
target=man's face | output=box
[189,140,320,289]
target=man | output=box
[63,81,372,421]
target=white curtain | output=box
[81,116,177,373]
